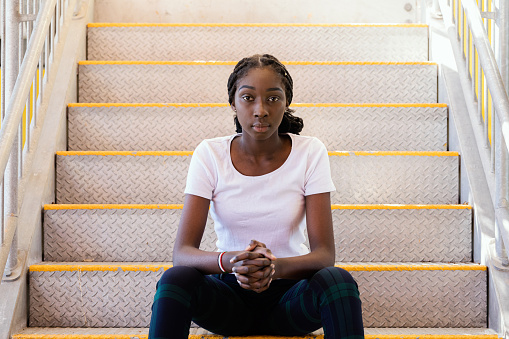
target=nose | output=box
[253,98,268,118]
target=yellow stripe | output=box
[43,204,471,211]
[29,264,172,272]
[56,151,458,157]
[88,23,429,28]
[78,60,436,66]
[11,336,501,339]
[331,204,471,210]
[44,204,184,210]
[56,151,193,156]
[68,102,448,108]
[29,263,486,272]
[329,151,458,156]
[56,151,457,157]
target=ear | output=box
[231,104,237,112]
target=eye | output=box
[268,96,280,102]
[241,94,253,101]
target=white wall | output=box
[94,0,419,23]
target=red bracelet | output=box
[218,251,227,273]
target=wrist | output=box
[218,251,241,273]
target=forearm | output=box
[173,245,243,275]
[273,247,334,280]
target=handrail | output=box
[438,0,509,262]
[0,0,73,280]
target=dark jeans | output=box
[149,266,364,339]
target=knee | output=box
[157,266,204,289]
[311,266,359,292]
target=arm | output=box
[173,193,271,275]
[232,191,335,285]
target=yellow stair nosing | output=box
[88,22,429,28]
[56,151,193,156]
[29,262,487,272]
[68,102,448,108]
[43,203,471,211]
[56,151,458,157]
[78,60,437,66]
[11,335,501,339]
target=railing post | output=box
[499,0,509,92]
[3,0,20,277]
[496,117,509,263]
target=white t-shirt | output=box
[184,133,336,258]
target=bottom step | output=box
[13,327,500,339]
[28,263,487,328]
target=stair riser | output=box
[87,25,429,62]
[43,207,472,262]
[28,268,486,328]
[56,154,459,205]
[78,63,437,103]
[68,105,448,152]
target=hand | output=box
[244,240,277,261]
[230,240,277,293]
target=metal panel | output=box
[329,154,459,204]
[78,63,437,104]
[12,327,500,337]
[68,105,448,152]
[87,25,429,62]
[43,208,218,262]
[56,153,459,204]
[28,263,487,328]
[43,207,471,262]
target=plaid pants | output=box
[149,266,364,339]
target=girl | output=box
[148,54,364,338]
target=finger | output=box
[230,251,264,264]
[253,247,277,261]
[235,258,272,267]
[242,264,274,279]
[244,239,267,251]
[234,273,261,284]
[232,263,267,275]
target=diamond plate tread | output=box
[28,262,487,328]
[68,104,448,152]
[43,205,471,262]
[78,62,437,104]
[56,152,459,205]
[87,24,429,62]
[12,327,500,338]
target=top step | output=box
[87,23,429,62]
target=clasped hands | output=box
[229,239,276,293]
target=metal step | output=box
[78,61,437,104]
[13,327,500,339]
[55,151,459,205]
[28,262,487,328]
[43,204,472,263]
[87,23,429,62]
[68,103,448,152]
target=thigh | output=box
[266,278,323,336]
[192,273,258,335]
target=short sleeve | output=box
[304,138,336,196]
[184,141,217,200]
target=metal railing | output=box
[0,0,71,280]
[438,0,509,264]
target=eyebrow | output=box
[238,85,283,93]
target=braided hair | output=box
[227,54,304,134]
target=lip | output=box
[252,123,270,132]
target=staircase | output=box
[12,22,499,338]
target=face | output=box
[232,67,288,141]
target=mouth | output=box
[252,123,270,132]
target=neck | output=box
[238,133,285,157]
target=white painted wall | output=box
[94,0,420,23]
